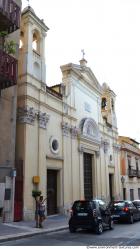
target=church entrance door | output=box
[84,153,93,200]
[47,170,57,215]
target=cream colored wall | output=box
[16,5,123,220]
[119,146,140,201]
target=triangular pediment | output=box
[61,63,102,95]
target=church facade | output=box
[16,6,121,220]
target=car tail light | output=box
[93,209,96,217]
[123,207,129,212]
[70,209,74,216]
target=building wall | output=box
[16,6,121,220]
[0,0,22,222]
[119,137,140,200]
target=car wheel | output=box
[69,226,76,233]
[129,215,134,224]
[96,222,103,234]
[109,219,114,230]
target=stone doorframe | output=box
[78,142,100,200]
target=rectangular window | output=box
[130,189,134,201]
[127,156,131,168]
[138,188,140,200]
[136,158,139,171]
[123,188,126,200]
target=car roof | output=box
[73,199,103,202]
[111,200,133,204]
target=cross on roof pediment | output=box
[61,63,102,94]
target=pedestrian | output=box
[36,195,46,228]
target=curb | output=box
[0,226,68,243]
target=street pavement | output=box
[1,221,140,246]
[1,216,140,246]
[0,214,69,243]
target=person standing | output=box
[37,196,46,228]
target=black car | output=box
[69,199,114,234]
[109,200,140,223]
[132,200,140,210]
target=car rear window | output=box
[112,202,125,210]
[73,201,95,212]
[133,201,140,207]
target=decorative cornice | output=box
[17,106,37,125]
[17,94,77,121]
[61,122,70,136]
[78,144,100,154]
[101,139,110,153]
[70,126,79,139]
[46,154,63,161]
[121,143,140,156]
[61,122,79,138]
[38,112,50,129]
[78,145,84,154]
[17,106,50,129]
[113,143,121,152]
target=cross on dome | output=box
[81,49,85,59]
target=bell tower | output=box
[101,83,117,128]
[18,5,49,84]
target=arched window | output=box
[32,30,40,54]
[19,31,24,49]
[19,40,23,49]
[111,98,115,111]
[101,98,107,110]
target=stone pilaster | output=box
[17,106,36,125]
[38,112,50,129]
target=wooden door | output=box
[47,170,57,215]
[14,160,23,221]
[84,153,93,200]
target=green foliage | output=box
[4,40,16,55]
[0,31,16,55]
[32,190,42,198]
[0,31,8,37]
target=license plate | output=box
[112,215,120,218]
[77,213,88,216]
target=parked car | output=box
[132,200,140,210]
[69,199,114,234]
[109,200,140,223]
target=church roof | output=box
[61,62,102,95]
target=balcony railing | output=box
[0,0,20,33]
[128,168,137,177]
[0,49,17,90]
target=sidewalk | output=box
[0,215,69,243]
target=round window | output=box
[50,137,59,154]
[52,139,58,151]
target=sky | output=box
[22,0,140,142]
